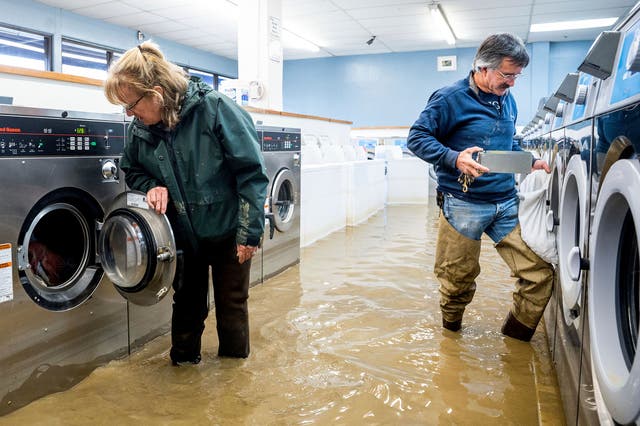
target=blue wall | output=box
[284,40,593,127]
[549,41,593,91]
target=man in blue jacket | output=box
[407,33,553,342]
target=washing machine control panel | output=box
[258,126,301,152]
[0,115,125,157]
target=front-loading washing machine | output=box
[544,38,608,426]
[544,72,580,241]
[587,6,640,423]
[540,4,640,423]
[257,125,301,282]
[0,106,176,414]
[552,116,597,425]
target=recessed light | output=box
[530,18,618,32]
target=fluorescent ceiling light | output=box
[430,3,456,45]
[530,17,618,32]
[282,29,320,52]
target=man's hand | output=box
[456,146,490,177]
[532,159,551,173]
[146,186,169,214]
[237,244,258,264]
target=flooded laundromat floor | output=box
[1,201,565,425]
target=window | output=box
[0,25,49,70]
[186,67,214,87]
[185,66,229,91]
[217,75,229,91]
[109,51,122,66]
[61,40,122,79]
[61,40,109,79]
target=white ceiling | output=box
[34,0,638,60]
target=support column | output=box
[238,0,283,110]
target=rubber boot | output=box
[495,224,554,341]
[501,311,535,342]
[435,215,482,331]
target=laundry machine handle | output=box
[265,212,275,240]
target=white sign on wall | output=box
[269,16,282,63]
[437,55,457,72]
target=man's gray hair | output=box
[472,33,529,70]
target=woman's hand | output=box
[146,186,169,214]
[236,244,258,264]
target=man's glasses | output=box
[124,94,145,112]
[494,69,522,81]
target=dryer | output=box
[0,106,176,414]
[257,125,301,282]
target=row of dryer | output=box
[0,108,301,414]
[521,3,640,424]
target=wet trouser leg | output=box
[170,248,209,362]
[210,236,252,358]
[435,214,482,330]
[495,224,554,341]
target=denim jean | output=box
[442,193,519,243]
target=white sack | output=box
[518,170,558,264]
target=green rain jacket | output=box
[120,77,268,250]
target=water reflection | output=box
[0,203,564,425]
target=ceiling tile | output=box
[120,0,192,10]
[103,12,166,27]
[72,1,139,19]
[346,4,428,20]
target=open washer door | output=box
[589,158,640,424]
[98,191,176,306]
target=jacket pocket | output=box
[186,189,238,241]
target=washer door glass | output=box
[270,168,296,232]
[99,213,148,287]
[99,206,176,306]
[19,200,101,311]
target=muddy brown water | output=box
[0,202,564,425]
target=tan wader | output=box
[435,215,554,341]
[495,223,554,339]
[435,215,481,328]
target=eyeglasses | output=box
[494,69,522,81]
[124,94,145,112]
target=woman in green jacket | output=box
[104,41,268,365]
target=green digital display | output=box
[75,127,86,134]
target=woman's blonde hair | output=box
[104,41,188,129]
